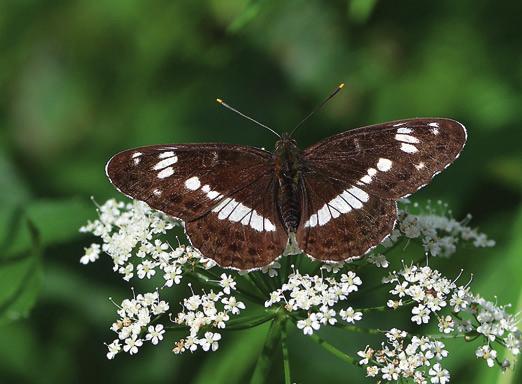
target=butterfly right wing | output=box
[106,144,288,269]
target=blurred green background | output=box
[0,0,521,383]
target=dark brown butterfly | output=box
[106,95,466,270]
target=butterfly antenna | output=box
[216,98,281,138]
[290,83,345,136]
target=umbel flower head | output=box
[80,198,518,382]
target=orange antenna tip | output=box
[339,83,345,89]
[216,98,224,104]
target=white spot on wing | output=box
[159,151,176,159]
[250,211,264,231]
[153,188,162,196]
[367,168,377,176]
[342,190,363,209]
[218,199,238,220]
[132,152,142,158]
[415,162,425,170]
[428,122,439,128]
[201,184,211,193]
[347,186,369,202]
[395,134,419,144]
[157,167,174,178]
[317,205,332,226]
[400,143,418,153]
[207,190,220,199]
[153,156,178,170]
[377,158,392,172]
[397,127,412,134]
[329,195,352,214]
[431,127,440,135]
[229,202,251,222]
[360,175,372,184]
[185,176,201,190]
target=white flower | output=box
[429,363,450,383]
[261,261,281,277]
[432,341,448,360]
[106,340,121,359]
[199,332,221,352]
[476,345,497,367]
[222,296,245,315]
[318,307,337,325]
[381,363,400,381]
[340,307,362,323]
[411,304,431,325]
[146,324,165,345]
[366,366,379,377]
[219,273,236,294]
[357,346,374,365]
[265,290,283,307]
[152,300,169,315]
[391,282,409,297]
[340,271,362,293]
[137,260,157,279]
[80,244,101,264]
[163,264,182,287]
[438,315,454,334]
[123,336,143,355]
[297,313,321,335]
[368,254,389,268]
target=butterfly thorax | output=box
[274,134,303,233]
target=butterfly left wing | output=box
[106,144,288,270]
[297,118,466,261]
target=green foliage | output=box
[0,0,521,382]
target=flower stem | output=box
[250,316,284,384]
[281,320,291,384]
[307,333,358,367]
[334,324,384,335]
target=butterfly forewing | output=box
[106,144,288,269]
[297,118,466,261]
[304,118,466,199]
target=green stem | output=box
[281,320,291,384]
[334,324,384,335]
[225,313,276,331]
[307,333,358,367]
[250,317,284,384]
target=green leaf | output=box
[0,220,42,325]
[348,0,378,23]
[25,197,95,248]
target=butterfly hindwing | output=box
[106,144,288,269]
[296,170,397,261]
[304,118,467,199]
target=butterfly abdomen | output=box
[275,137,303,233]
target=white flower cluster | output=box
[265,268,363,335]
[387,264,458,325]
[358,329,450,383]
[171,275,245,354]
[80,199,216,284]
[106,291,170,359]
[458,294,520,367]
[383,200,495,257]
[387,264,521,369]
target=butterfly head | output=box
[275,132,298,152]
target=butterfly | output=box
[106,90,466,270]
